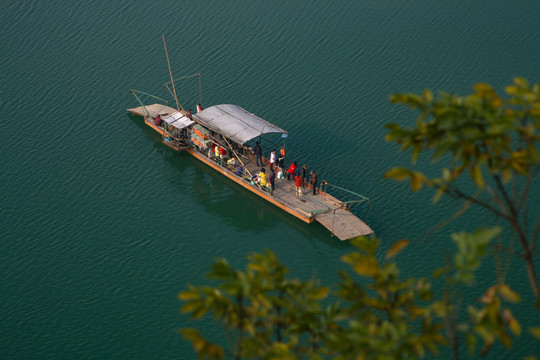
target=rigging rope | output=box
[162,73,202,109]
[131,90,168,103]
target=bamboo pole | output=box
[222,137,262,190]
[162,35,185,113]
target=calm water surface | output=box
[1,0,539,358]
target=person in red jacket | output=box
[294,172,303,196]
[287,161,297,180]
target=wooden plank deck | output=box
[215,150,373,240]
[127,104,178,118]
[315,208,374,240]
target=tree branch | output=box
[492,173,519,221]
[490,243,523,259]
[531,216,540,253]
[446,187,510,221]
[485,184,509,217]
[235,294,244,360]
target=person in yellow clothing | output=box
[259,168,267,187]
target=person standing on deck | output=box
[277,154,284,172]
[259,168,267,187]
[214,143,220,162]
[287,161,297,180]
[268,168,276,196]
[301,165,307,189]
[294,172,303,196]
[310,171,318,195]
[186,109,193,120]
[269,149,276,171]
[253,141,263,167]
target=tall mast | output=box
[162,35,184,113]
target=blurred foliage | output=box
[179,229,534,359]
[386,79,540,192]
[386,78,540,301]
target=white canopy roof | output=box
[193,104,287,145]
[163,111,194,129]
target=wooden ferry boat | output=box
[127,98,373,240]
[126,38,373,240]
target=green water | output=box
[1,0,539,358]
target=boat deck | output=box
[127,104,178,118]
[190,147,374,240]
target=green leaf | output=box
[433,266,448,278]
[470,164,485,188]
[501,168,513,183]
[514,77,529,88]
[384,167,411,181]
[422,89,433,103]
[432,141,454,162]
[527,143,540,163]
[350,236,380,255]
[432,186,447,203]
[178,289,201,301]
[529,327,540,339]
[466,333,476,354]
[503,309,521,336]
[510,160,528,175]
[505,85,518,95]
[180,328,201,341]
[386,239,409,259]
[342,253,380,276]
[411,143,422,164]
[498,284,521,303]
[410,172,424,192]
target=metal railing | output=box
[309,181,370,219]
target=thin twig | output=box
[490,244,523,258]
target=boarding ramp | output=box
[312,183,373,240]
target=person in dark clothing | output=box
[186,109,193,120]
[301,165,307,189]
[236,165,243,176]
[253,141,262,166]
[310,171,318,195]
[278,154,284,171]
[268,169,276,196]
